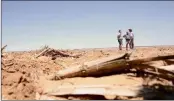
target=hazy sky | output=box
[2,1,174,51]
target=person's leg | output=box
[118,39,121,50]
[126,42,129,51]
[130,38,133,49]
[129,39,132,49]
[132,38,134,49]
[126,39,130,51]
[120,39,123,50]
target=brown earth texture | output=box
[1,46,174,100]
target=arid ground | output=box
[2,46,174,100]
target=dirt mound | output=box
[1,46,174,100]
[2,58,35,100]
[1,52,63,100]
[2,72,35,100]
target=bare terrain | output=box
[1,46,174,100]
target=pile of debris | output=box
[35,52,174,100]
[2,45,174,100]
[1,45,36,100]
[35,47,81,60]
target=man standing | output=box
[123,32,131,51]
[117,30,123,50]
[128,29,134,49]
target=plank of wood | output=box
[40,84,151,98]
[36,92,68,100]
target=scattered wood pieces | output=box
[35,47,81,59]
[35,48,50,58]
[47,54,174,80]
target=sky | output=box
[2,1,174,51]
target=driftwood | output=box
[47,53,174,80]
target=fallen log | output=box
[46,53,131,80]
[47,54,174,80]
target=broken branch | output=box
[35,48,50,58]
[1,45,7,51]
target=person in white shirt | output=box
[128,29,134,49]
[117,30,123,50]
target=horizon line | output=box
[3,44,174,52]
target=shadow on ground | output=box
[137,83,174,100]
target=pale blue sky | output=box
[2,1,174,51]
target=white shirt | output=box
[117,32,123,39]
[129,32,134,39]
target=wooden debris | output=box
[129,55,174,65]
[134,64,174,81]
[36,92,68,100]
[37,84,154,100]
[47,54,174,80]
[35,48,50,58]
[46,53,131,80]
[157,65,174,72]
[35,48,80,59]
